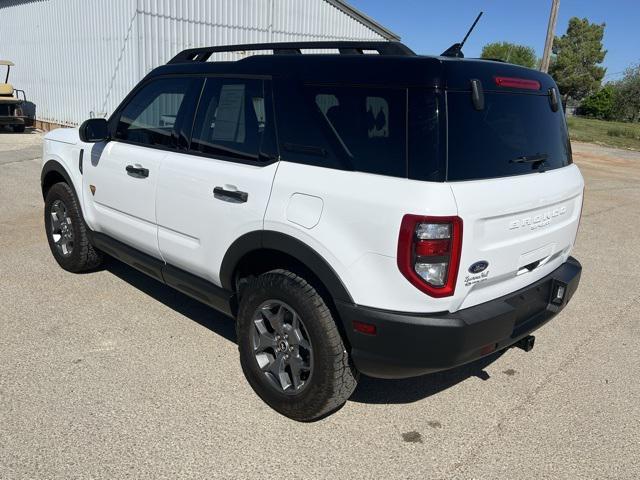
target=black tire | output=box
[44,182,103,272]
[237,269,358,421]
[12,124,26,133]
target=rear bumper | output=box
[336,257,582,379]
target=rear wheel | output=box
[44,182,103,272]
[237,269,358,421]
[12,124,25,133]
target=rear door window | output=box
[190,78,275,162]
[446,91,572,181]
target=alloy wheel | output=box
[50,199,74,256]
[252,300,313,394]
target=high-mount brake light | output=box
[494,76,541,91]
[397,215,463,298]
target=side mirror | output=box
[79,118,109,143]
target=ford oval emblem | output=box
[469,261,489,274]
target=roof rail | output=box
[168,41,416,64]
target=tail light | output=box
[397,215,463,298]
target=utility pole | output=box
[540,0,560,72]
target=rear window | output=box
[446,91,572,181]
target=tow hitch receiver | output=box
[514,335,535,352]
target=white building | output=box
[0,0,397,128]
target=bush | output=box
[610,64,640,122]
[580,85,615,120]
[579,64,640,123]
[480,42,537,68]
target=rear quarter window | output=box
[273,82,444,181]
[408,89,445,182]
[305,85,408,178]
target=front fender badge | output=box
[89,185,96,196]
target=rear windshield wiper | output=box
[510,154,548,164]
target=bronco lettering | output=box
[509,206,567,231]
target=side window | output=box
[114,77,197,148]
[407,88,445,182]
[272,79,345,171]
[190,78,273,161]
[306,85,407,178]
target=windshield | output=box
[445,91,572,181]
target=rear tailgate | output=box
[450,165,583,310]
[442,60,584,311]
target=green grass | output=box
[566,116,640,151]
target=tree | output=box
[579,85,615,120]
[611,64,640,122]
[481,42,537,68]
[549,17,607,102]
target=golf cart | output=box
[0,60,30,133]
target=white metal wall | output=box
[0,0,386,126]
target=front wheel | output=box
[44,182,103,272]
[237,270,358,421]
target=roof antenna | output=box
[441,12,483,58]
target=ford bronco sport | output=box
[41,41,583,421]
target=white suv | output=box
[41,41,583,421]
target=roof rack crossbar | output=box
[168,41,415,64]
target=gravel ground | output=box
[0,131,638,479]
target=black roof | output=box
[150,41,557,92]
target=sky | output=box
[348,0,639,81]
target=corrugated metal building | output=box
[0,0,397,128]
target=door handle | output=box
[126,165,149,178]
[213,186,248,203]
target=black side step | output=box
[163,265,234,317]
[91,231,164,283]
[90,231,234,317]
